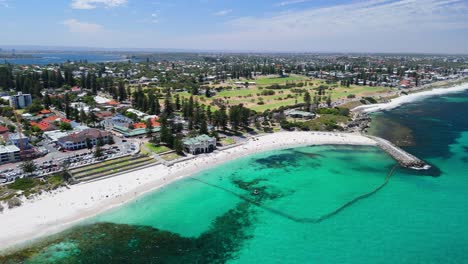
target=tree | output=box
[163,90,173,115]
[80,109,87,124]
[94,144,103,158]
[20,160,36,174]
[173,135,184,155]
[159,116,173,147]
[146,119,154,138]
[200,115,208,135]
[43,94,51,109]
[59,122,73,131]
[174,95,181,110]
[64,93,71,119]
[86,138,93,150]
[304,91,311,112]
[118,81,127,102]
[108,135,115,145]
[229,104,251,130]
[213,105,228,130]
[326,95,332,108]
[205,87,212,98]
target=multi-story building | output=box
[0,145,21,164]
[182,134,216,155]
[57,128,111,151]
[8,132,30,150]
[9,92,33,109]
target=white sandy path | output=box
[353,82,468,113]
[0,132,376,251]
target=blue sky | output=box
[1,0,468,53]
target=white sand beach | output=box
[353,82,468,113]
[0,131,376,251]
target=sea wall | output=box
[367,135,429,169]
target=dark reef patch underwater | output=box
[1,202,256,264]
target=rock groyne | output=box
[367,135,430,169]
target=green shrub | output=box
[10,178,39,191]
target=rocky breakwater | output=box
[346,112,371,133]
[367,135,430,170]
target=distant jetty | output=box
[367,135,429,170]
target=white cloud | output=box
[0,0,10,8]
[275,0,309,7]
[62,19,103,34]
[213,9,232,16]
[71,0,127,10]
[172,0,468,53]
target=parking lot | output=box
[0,141,138,184]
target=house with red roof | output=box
[38,109,52,115]
[132,118,161,129]
[0,126,9,134]
[30,116,73,132]
[71,86,82,93]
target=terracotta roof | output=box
[30,121,53,131]
[60,118,72,123]
[95,111,114,119]
[0,126,9,133]
[38,109,52,114]
[133,122,147,129]
[107,100,119,105]
[132,118,160,129]
[42,116,60,123]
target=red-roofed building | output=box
[30,121,54,132]
[30,116,71,132]
[132,118,160,129]
[107,100,119,106]
[71,86,82,93]
[150,118,160,127]
[95,111,114,120]
[38,109,52,115]
[133,123,147,129]
[0,126,9,134]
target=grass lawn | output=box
[161,153,183,161]
[303,114,349,131]
[172,76,394,113]
[329,85,391,100]
[254,75,310,85]
[220,137,236,146]
[145,143,171,154]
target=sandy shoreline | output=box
[0,132,375,252]
[353,82,468,113]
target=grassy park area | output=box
[175,75,392,112]
[144,143,171,154]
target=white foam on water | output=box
[353,82,468,113]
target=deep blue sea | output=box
[1,89,468,263]
[2,53,127,65]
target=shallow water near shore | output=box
[2,90,468,263]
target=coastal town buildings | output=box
[9,92,32,109]
[183,135,216,155]
[8,133,30,149]
[57,128,111,150]
[0,145,21,164]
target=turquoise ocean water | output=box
[2,90,468,263]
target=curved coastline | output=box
[353,82,468,113]
[0,132,376,252]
